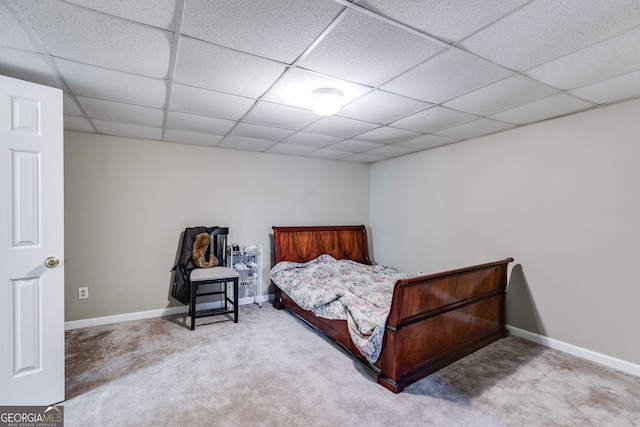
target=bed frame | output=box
[272,225,513,393]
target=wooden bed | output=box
[271,225,513,393]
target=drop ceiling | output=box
[2,0,640,163]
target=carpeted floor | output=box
[63,304,640,426]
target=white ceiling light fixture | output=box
[311,88,343,116]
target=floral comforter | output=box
[269,254,409,364]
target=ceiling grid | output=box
[0,0,638,162]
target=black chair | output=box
[189,227,239,330]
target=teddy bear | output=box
[192,232,219,268]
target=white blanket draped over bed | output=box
[270,254,409,363]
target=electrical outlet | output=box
[78,287,89,300]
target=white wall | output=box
[370,99,640,365]
[64,132,369,321]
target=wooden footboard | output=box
[271,225,513,393]
[376,258,512,392]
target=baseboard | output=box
[507,325,640,378]
[65,295,273,330]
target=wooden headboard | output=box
[272,225,372,265]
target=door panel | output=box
[0,74,64,405]
[11,277,41,375]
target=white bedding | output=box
[270,254,409,363]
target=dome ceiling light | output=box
[311,88,343,116]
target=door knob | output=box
[44,256,60,269]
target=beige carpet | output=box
[64,304,640,426]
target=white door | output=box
[0,75,64,405]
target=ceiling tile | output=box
[182,0,343,63]
[341,153,386,163]
[305,148,353,160]
[0,48,63,89]
[55,59,167,108]
[327,139,384,153]
[93,120,162,140]
[570,70,640,105]
[435,118,515,140]
[352,0,528,43]
[299,9,443,86]
[304,115,378,138]
[491,93,594,125]
[64,94,85,116]
[164,129,223,147]
[363,144,418,158]
[0,1,44,51]
[243,102,320,129]
[78,96,164,127]
[65,0,178,30]
[279,132,342,148]
[461,0,640,70]
[444,75,557,116]
[218,136,275,152]
[174,37,286,98]
[265,143,317,156]
[395,134,459,151]
[64,116,95,133]
[228,123,295,141]
[353,126,420,143]
[17,0,172,78]
[526,27,640,90]
[263,68,371,111]
[169,84,255,120]
[166,111,236,135]
[338,90,430,124]
[382,48,512,103]
[390,106,476,133]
